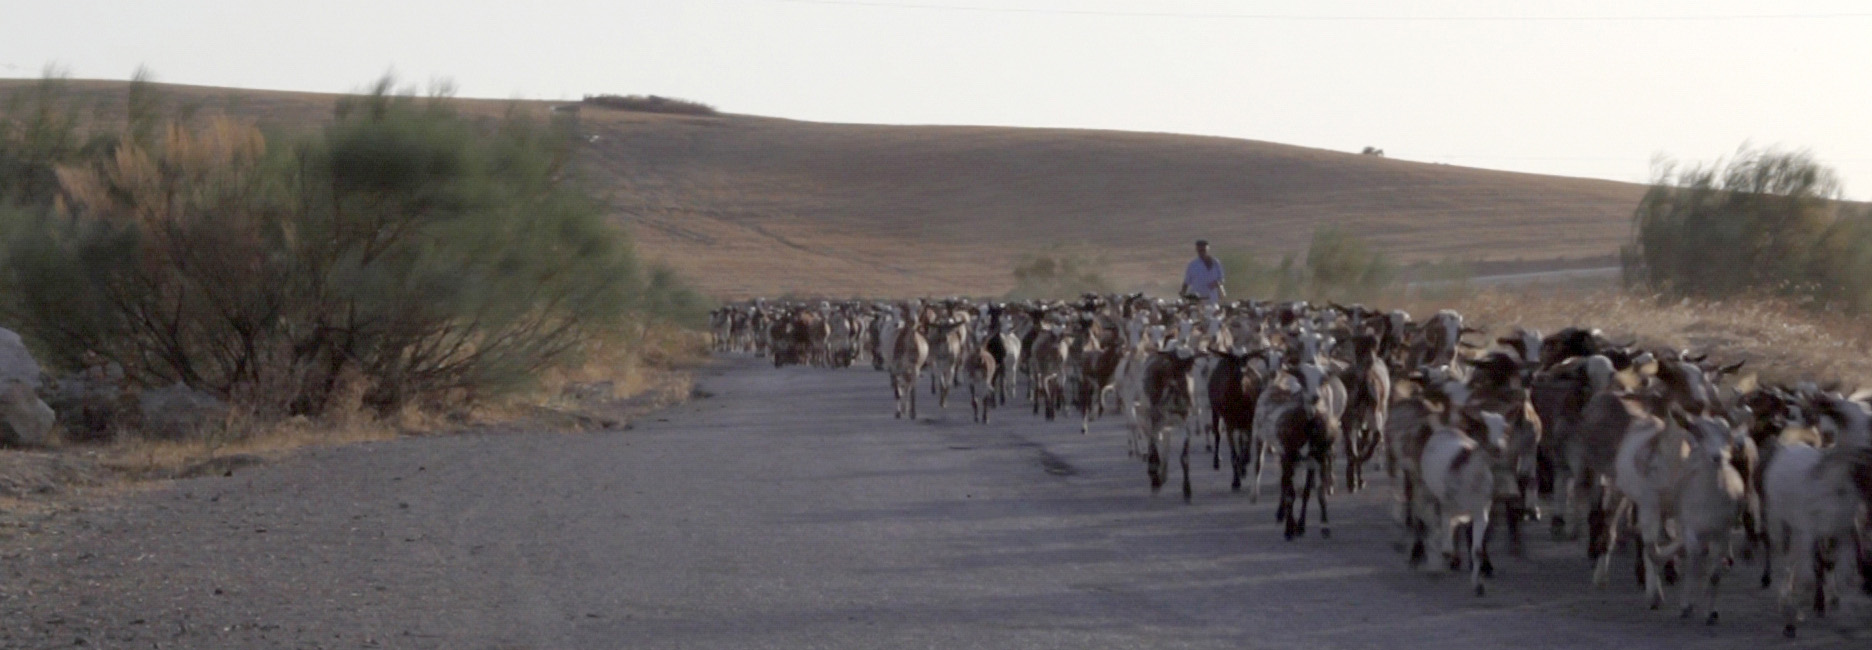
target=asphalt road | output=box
[2,355,1866,649]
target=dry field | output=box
[6,80,1866,393]
[0,79,1643,298]
[1400,287,1872,387]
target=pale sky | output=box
[4,0,1869,197]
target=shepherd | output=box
[1179,239,1226,303]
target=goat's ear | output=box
[1668,406,1693,430]
[1717,360,1746,376]
[1275,373,1301,392]
[1732,373,1759,395]
[1614,368,1643,392]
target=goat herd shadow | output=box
[759,360,1872,646]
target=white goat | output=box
[1413,408,1508,596]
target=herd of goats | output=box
[708,294,1872,637]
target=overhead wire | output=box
[761,0,1872,22]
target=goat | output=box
[1531,354,1620,540]
[1076,328,1126,435]
[965,345,997,424]
[1340,335,1390,493]
[1251,362,1342,537]
[1762,441,1872,637]
[1604,411,1744,617]
[1029,323,1072,421]
[1464,351,1544,554]
[1140,349,1200,501]
[1212,349,1273,486]
[1412,408,1509,596]
[1761,394,1872,637]
[888,315,929,420]
[926,316,968,408]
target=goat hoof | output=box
[1321,528,1331,539]
[1474,584,1485,597]
[1761,575,1772,589]
[1784,624,1797,639]
[1480,562,1495,579]
[1447,555,1462,572]
[1680,606,1693,619]
[1706,611,1719,626]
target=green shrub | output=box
[0,78,684,416]
[1303,226,1394,302]
[1624,147,1869,311]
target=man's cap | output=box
[1195,239,1209,247]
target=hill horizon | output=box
[0,78,1646,298]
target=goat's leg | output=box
[1032,377,1042,415]
[1472,509,1491,596]
[1638,509,1665,609]
[1316,463,1331,539]
[1677,529,1705,622]
[1478,509,1495,579]
[1343,425,1360,493]
[1146,435,1165,494]
[1296,465,1315,538]
[1211,417,1222,471]
[1593,498,1630,587]
[1761,520,1777,589]
[1814,541,1831,617]
[1778,530,1811,637]
[973,382,988,423]
[1250,438,1266,504]
[1857,530,1872,597]
[1228,426,1244,490]
[1181,433,1193,504]
[1408,515,1429,568]
[1279,456,1296,536]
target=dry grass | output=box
[1393,288,1872,387]
[93,410,401,480]
[0,321,710,491]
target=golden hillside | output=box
[1,79,1645,298]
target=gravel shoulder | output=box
[1,355,1867,649]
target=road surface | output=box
[1,355,1864,649]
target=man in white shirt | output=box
[1179,239,1226,302]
